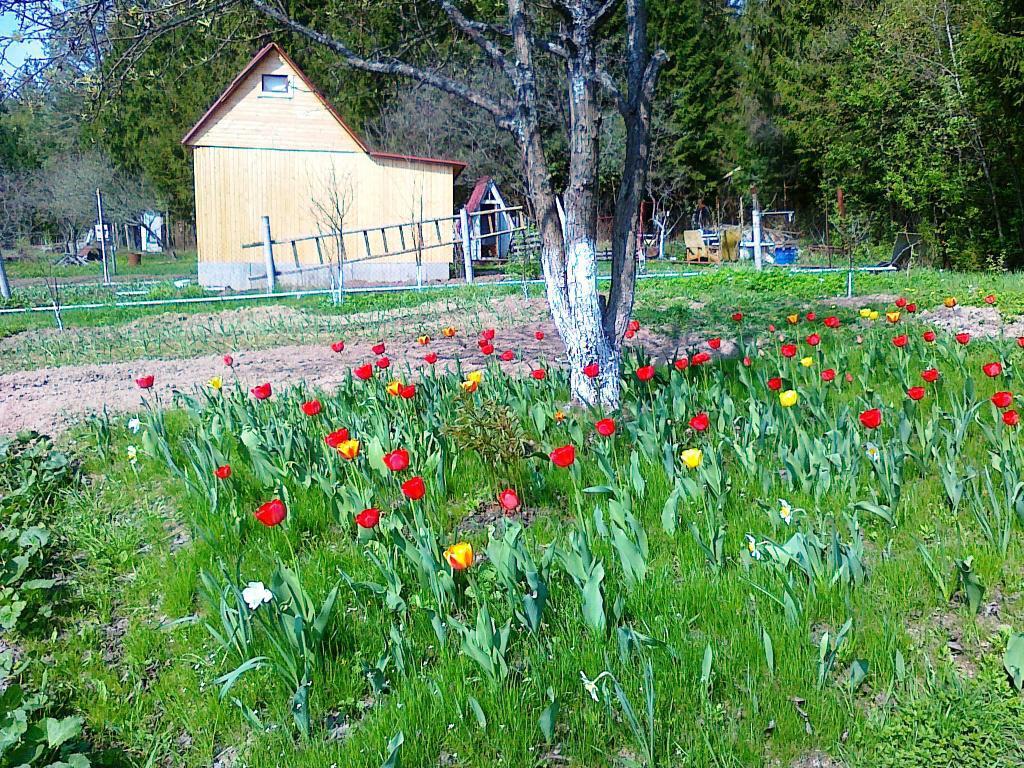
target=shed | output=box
[463,176,513,262]
[182,43,466,289]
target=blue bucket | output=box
[774,246,798,265]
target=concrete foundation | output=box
[198,261,451,291]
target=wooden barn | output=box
[182,43,466,290]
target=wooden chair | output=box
[684,229,720,264]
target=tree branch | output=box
[435,1,517,80]
[249,0,514,127]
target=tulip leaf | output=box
[467,696,487,729]
[1004,633,1024,691]
[761,626,774,677]
[381,731,404,768]
[848,659,869,691]
[539,691,559,744]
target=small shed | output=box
[182,43,466,289]
[464,176,513,261]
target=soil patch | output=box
[919,304,1024,339]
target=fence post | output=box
[847,269,854,298]
[0,251,11,300]
[460,207,474,284]
[262,216,276,294]
[751,186,763,272]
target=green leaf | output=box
[382,731,404,768]
[539,691,559,744]
[45,715,83,749]
[849,659,869,691]
[1004,633,1024,691]
[467,696,487,729]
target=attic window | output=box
[261,74,290,96]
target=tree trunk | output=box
[0,247,12,301]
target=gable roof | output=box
[181,42,466,176]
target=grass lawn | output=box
[3,271,1024,768]
[3,248,198,281]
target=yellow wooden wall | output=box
[188,49,457,274]
[193,147,455,268]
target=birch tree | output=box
[2,0,666,409]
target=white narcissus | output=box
[242,581,273,611]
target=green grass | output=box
[3,248,198,280]
[5,293,1022,767]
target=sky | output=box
[1,12,45,76]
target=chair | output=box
[684,229,720,264]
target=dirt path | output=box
[0,317,685,437]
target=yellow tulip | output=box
[786,313,799,325]
[417,335,431,345]
[681,448,703,469]
[386,380,402,396]
[442,325,458,337]
[799,356,813,368]
[886,311,900,324]
[868,310,880,321]
[554,410,566,422]
[779,389,799,407]
[467,370,484,384]
[943,297,957,308]
[444,541,474,570]
[859,308,872,318]
[460,380,479,393]
[337,439,360,460]
[208,376,223,390]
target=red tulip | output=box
[674,357,689,370]
[824,316,840,329]
[906,303,917,313]
[806,333,821,346]
[250,383,272,400]
[400,384,416,399]
[907,386,926,401]
[821,369,836,382]
[1017,337,1024,349]
[535,330,545,340]
[983,361,1003,377]
[1003,409,1019,426]
[892,335,908,348]
[354,364,373,380]
[583,363,599,378]
[708,338,722,350]
[780,343,797,358]
[549,444,576,468]
[500,350,515,362]
[895,297,907,308]
[731,312,744,322]
[355,508,381,529]
[859,408,882,429]
[628,319,641,332]
[254,499,287,527]
[136,375,154,389]
[497,488,520,512]
[480,344,495,356]
[595,418,616,437]
[921,368,940,383]
[768,324,776,332]
[401,476,426,500]
[923,330,936,343]
[372,342,386,356]
[767,377,782,391]
[531,368,546,380]
[624,330,636,340]
[301,400,322,416]
[692,352,712,365]
[383,448,410,472]
[743,356,752,367]
[991,391,1013,408]
[805,312,816,322]
[984,294,996,305]
[376,356,391,369]
[214,465,231,479]
[636,365,655,382]
[689,412,710,432]
[223,354,234,367]
[325,428,350,448]
[481,328,496,341]
[331,341,345,353]
[424,352,438,365]
[955,333,970,345]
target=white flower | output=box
[127,417,141,434]
[779,499,793,525]
[242,581,274,611]
[125,445,138,465]
[865,442,880,462]
[580,670,611,702]
[745,534,762,560]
